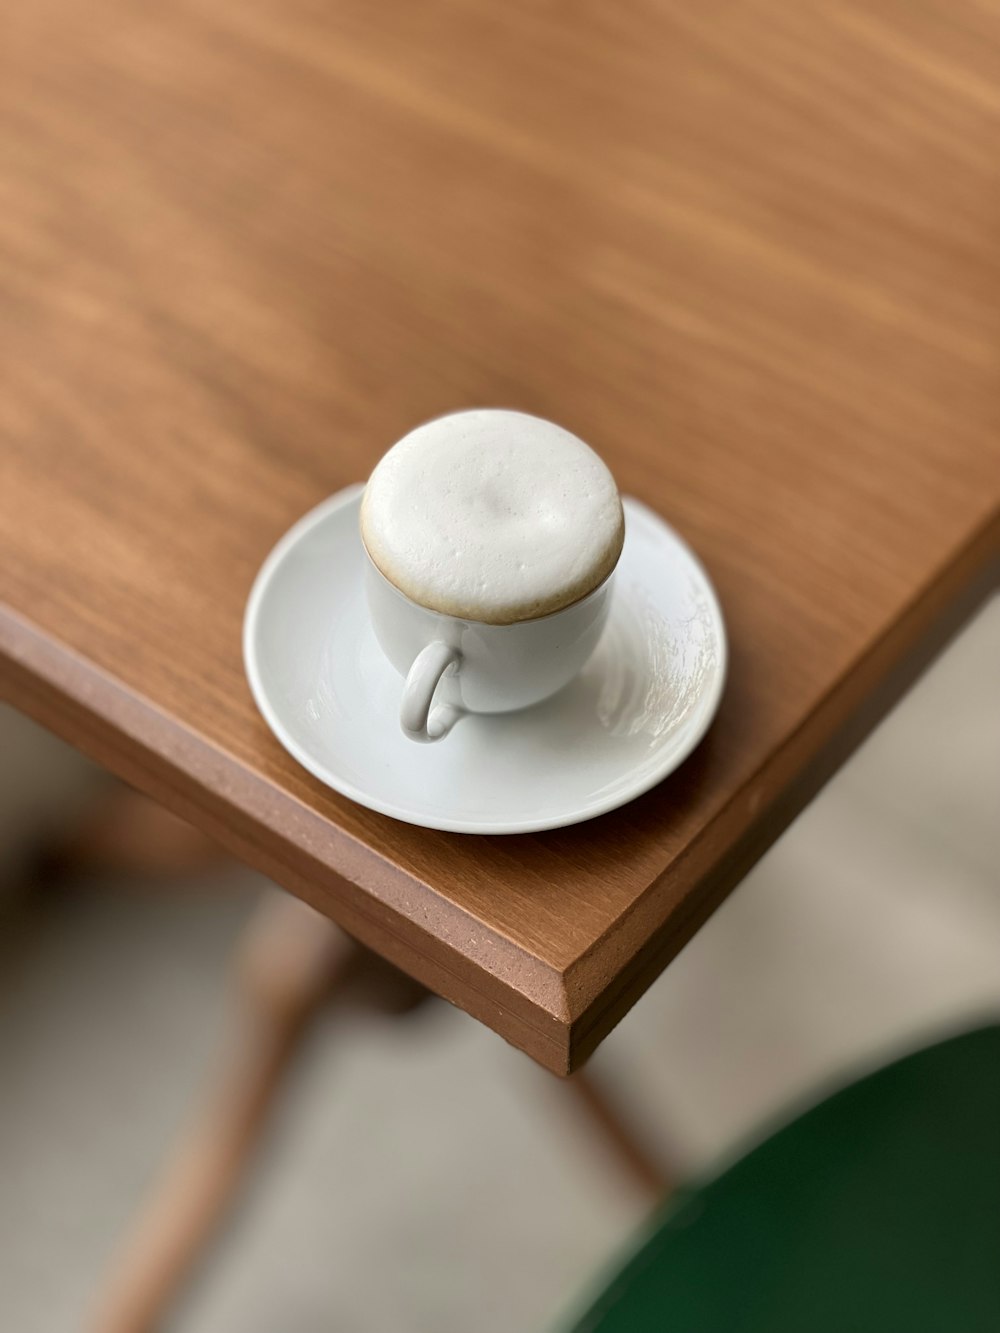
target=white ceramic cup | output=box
[362,551,615,742]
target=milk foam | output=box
[360,410,624,623]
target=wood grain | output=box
[2,0,998,1071]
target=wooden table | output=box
[2,0,998,1074]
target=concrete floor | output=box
[0,596,997,1333]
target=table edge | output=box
[563,505,1000,1065]
[0,609,577,1069]
[2,505,997,1074]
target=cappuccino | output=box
[360,410,624,624]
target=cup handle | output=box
[401,641,462,742]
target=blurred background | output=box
[1,596,996,1332]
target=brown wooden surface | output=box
[2,0,998,1073]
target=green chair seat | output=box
[567,1025,1000,1333]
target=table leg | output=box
[86,893,350,1333]
[567,1069,675,1200]
[37,780,226,882]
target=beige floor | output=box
[0,596,997,1333]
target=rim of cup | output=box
[360,535,617,627]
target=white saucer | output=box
[243,486,727,834]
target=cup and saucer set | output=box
[243,412,727,834]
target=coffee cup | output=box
[360,410,624,742]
